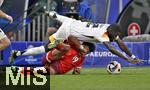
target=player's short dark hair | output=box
[107,24,122,41]
[82,42,95,53]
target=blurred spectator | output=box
[48,0,58,27]
[54,0,63,13]
[61,0,93,20]
[62,0,79,13]
[78,1,93,20]
[48,0,57,11]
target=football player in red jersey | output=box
[42,42,95,74]
[11,42,95,75]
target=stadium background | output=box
[0,0,149,68]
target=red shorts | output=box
[50,61,62,74]
[42,55,62,74]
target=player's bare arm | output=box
[0,10,13,23]
[68,35,88,54]
[51,43,70,60]
[103,42,140,64]
[46,43,70,62]
[115,36,132,56]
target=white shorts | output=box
[0,28,7,40]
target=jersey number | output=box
[72,55,79,63]
[86,23,104,28]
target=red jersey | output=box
[46,48,85,74]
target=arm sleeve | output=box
[95,34,110,42]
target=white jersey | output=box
[52,14,110,43]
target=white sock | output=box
[21,46,46,56]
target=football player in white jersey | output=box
[10,11,142,64]
[0,0,13,51]
[46,12,142,64]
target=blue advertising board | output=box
[3,41,45,66]
[2,42,150,67]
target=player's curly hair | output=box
[82,42,95,53]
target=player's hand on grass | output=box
[72,67,81,75]
[127,57,144,64]
[133,58,144,64]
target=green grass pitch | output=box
[50,67,150,90]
